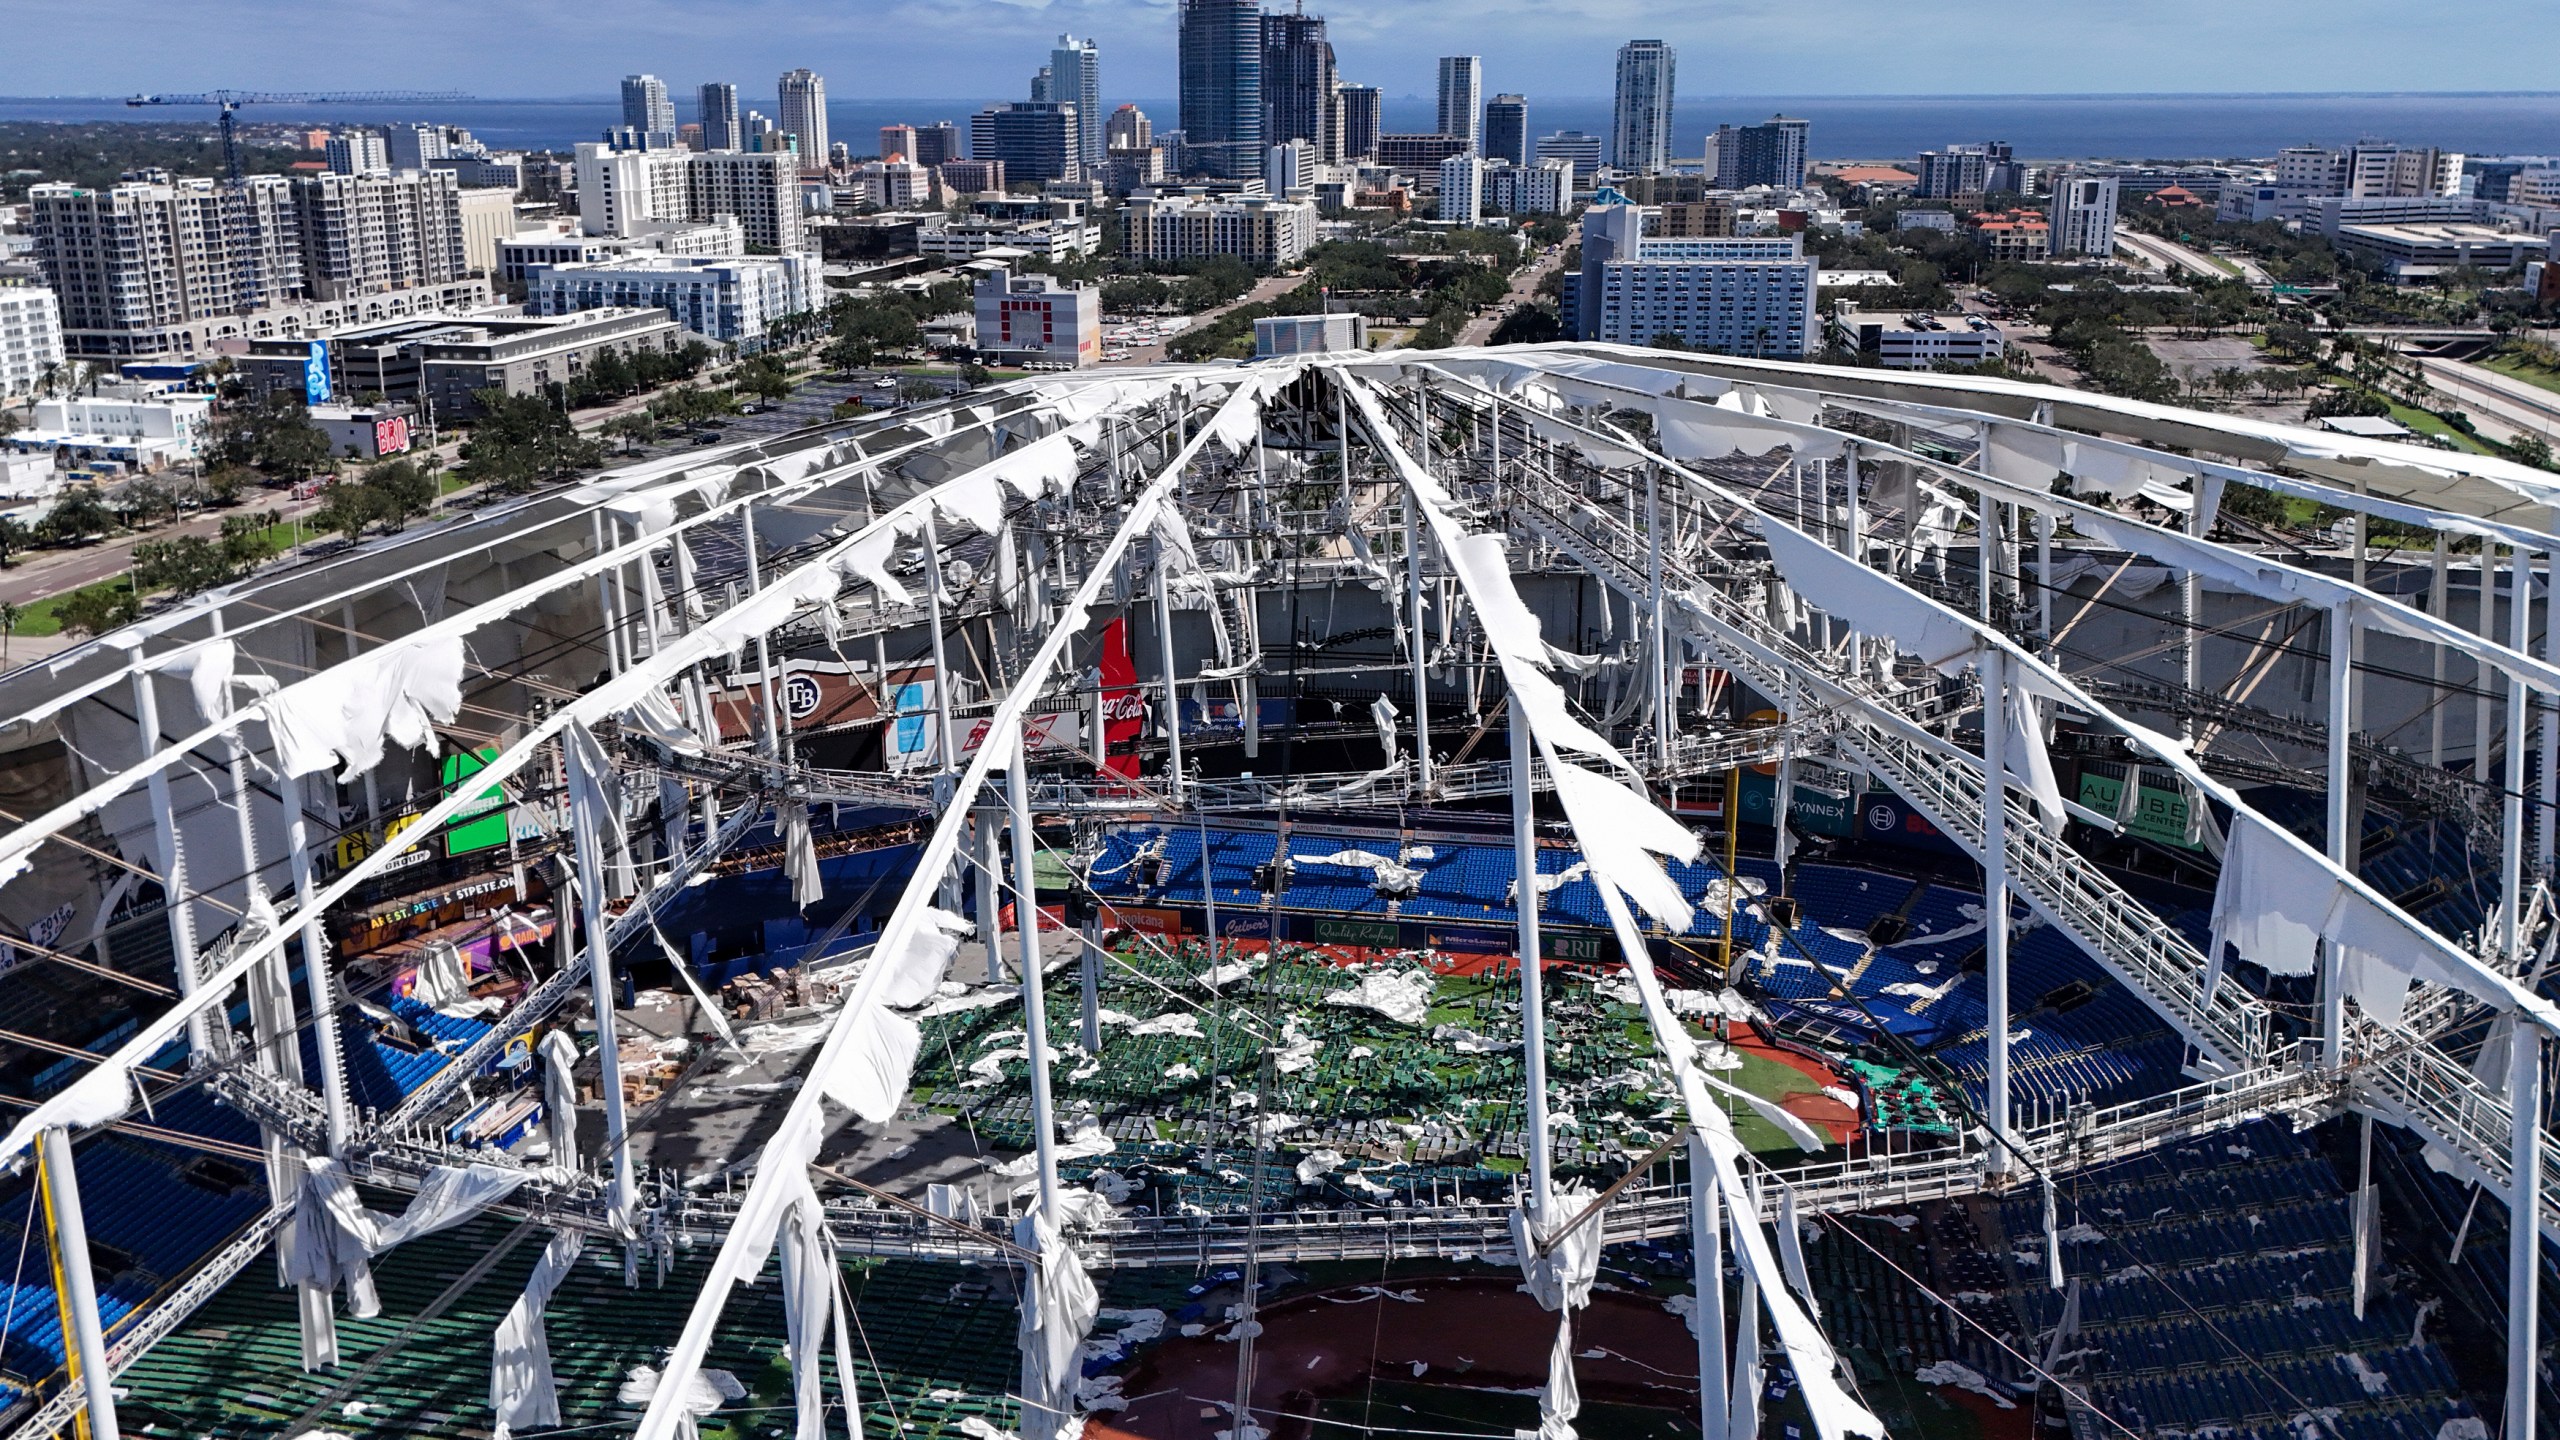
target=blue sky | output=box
[3,0,2552,99]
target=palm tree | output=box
[1,602,22,663]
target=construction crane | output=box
[124,91,470,182]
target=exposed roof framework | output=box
[0,347,2555,1440]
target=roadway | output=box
[2116,230,2250,286]
[1458,242,1569,347]
[1101,272,1308,368]
[2411,353,2560,446]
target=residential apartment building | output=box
[1714,116,1810,190]
[1177,0,1264,179]
[911,123,962,169]
[493,220,744,288]
[1107,106,1153,151]
[326,130,390,177]
[621,75,677,146]
[573,145,805,252]
[1970,210,2052,262]
[0,278,64,403]
[1915,145,1991,201]
[1482,159,1572,216]
[1566,204,1816,355]
[972,262,1098,368]
[1437,57,1483,154]
[1124,191,1317,265]
[293,170,468,300]
[1611,40,1677,174]
[777,70,829,173]
[941,159,1007,196]
[1437,156,1483,224]
[1049,37,1105,168]
[2046,174,2121,258]
[526,252,814,350]
[1655,198,1736,238]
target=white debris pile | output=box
[1195,958,1263,992]
[1272,1017,1323,1074]
[1916,1361,2015,1408]
[1130,1012,1205,1038]
[1431,1024,1518,1054]
[1294,1148,1346,1185]
[1323,967,1438,1026]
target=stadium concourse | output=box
[0,346,2551,1440]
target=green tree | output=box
[39,487,115,546]
[957,363,993,390]
[132,535,238,595]
[360,458,438,531]
[0,601,20,661]
[455,390,605,496]
[54,583,142,639]
[0,516,27,569]
[2511,434,2557,473]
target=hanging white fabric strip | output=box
[490,1229,583,1438]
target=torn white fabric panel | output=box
[2003,684,2066,834]
[1761,521,1978,674]
[1539,1313,1583,1440]
[490,1229,583,1440]
[1371,693,1400,763]
[1014,1205,1102,1440]
[875,908,972,1008]
[2207,813,2341,986]
[1982,425,2068,489]
[1704,1135,1885,1440]
[822,1003,924,1124]
[1545,759,1700,932]
[623,686,706,756]
[784,805,825,910]
[564,719,634,894]
[1655,396,1850,465]
[151,637,239,722]
[776,1166,839,1440]
[840,522,918,607]
[1778,1185,1821,1319]
[264,633,468,779]
[539,1029,581,1169]
[375,1163,540,1250]
[1509,1187,1606,1312]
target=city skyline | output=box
[10,0,2555,97]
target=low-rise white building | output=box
[3,390,213,471]
[495,221,746,289]
[2333,223,2542,279]
[1830,310,2004,369]
[1482,159,1573,216]
[526,252,816,351]
[1253,312,1367,357]
[0,280,64,404]
[1437,156,1483,225]
[914,217,1101,262]
[972,263,1097,369]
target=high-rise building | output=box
[1266,140,1316,196]
[291,170,467,300]
[1050,35,1105,168]
[777,70,829,175]
[879,125,917,163]
[1106,105,1153,151]
[0,277,64,405]
[1536,130,1604,176]
[1336,84,1382,164]
[384,124,450,172]
[1484,95,1529,167]
[1565,203,1816,354]
[1030,67,1053,103]
[912,123,962,169]
[326,131,390,177]
[700,84,741,152]
[1916,145,1991,200]
[2047,173,2120,258]
[1611,40,1676,174]
[1379,134,1469,172]
[574,143,805,252]
[1261,11,1336,163]
[1714,115,1809,190]
[1178,0,1263,180]
[32,177,305,342]
[622,75,676,142]
[1437,57,1484,154]
[972,102,1082,184]
[1437,155,1483,224]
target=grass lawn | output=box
[8,575,142,638]
[2381,399,2496,455]
[2482,354,2560,398]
